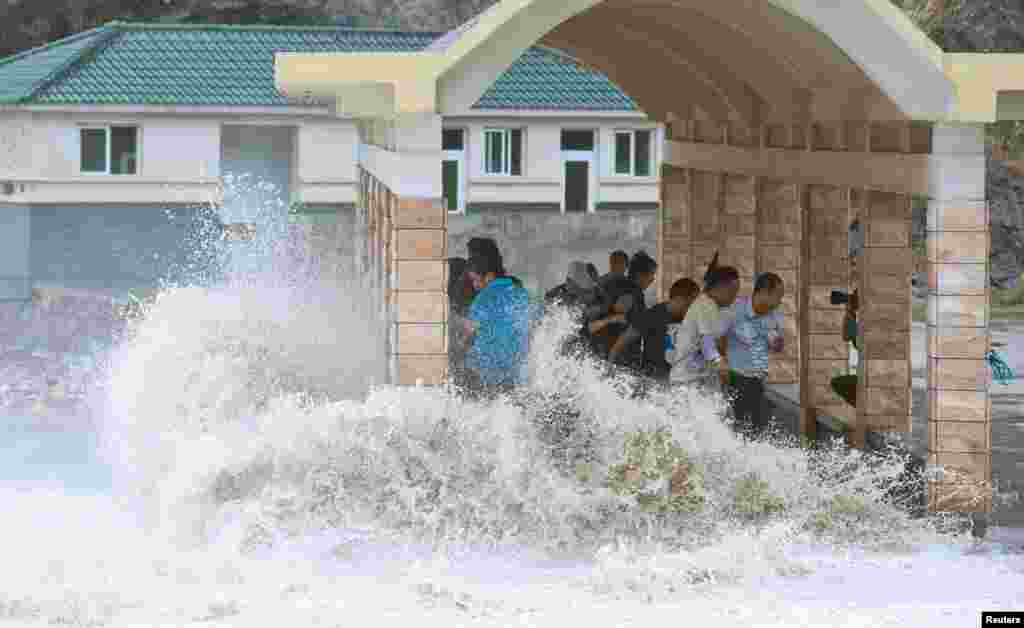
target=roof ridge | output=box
[21,28,123,104]
[0,25,112,69]
[105,20,445,36]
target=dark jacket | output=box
[601,275,647,364]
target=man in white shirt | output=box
[667,265,740,390]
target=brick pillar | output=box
[719,174,757,298]
[659,165,692,300]
[391,197,448,386]
[354,112,448,388]
[758,179,801,384]
[691,169,723,288]
[805,185,853,427]
[855,190,914,447]
[926,123,992,512]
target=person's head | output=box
[467,237,505,275]
[609,250,629,276]
[667,278,700,321]
[704,265,740,307]
[847,289,860,314]
[467,253,502,291]
[752,272,785,315]
[627,250,658,290]
[567,261,596,291]
[585,263,600,283]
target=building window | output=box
[613,129,652,177]
[442,128,464,151]
[561,129,595,151]
[483,128,522,175]
[81,126,138,175]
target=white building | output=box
[0,23,663,299]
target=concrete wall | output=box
[0,204,31,301]
[295,120,360,206]
[448,208,659,299]
[299,204,661,301]
[29,204,221,295]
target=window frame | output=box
[79,124,140,176]
[442,127,465,152]
[612,128,654,177]
[442,126,467,214]
[482,127,523,176]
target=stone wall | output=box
[448,208,659,298]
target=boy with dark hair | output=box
[609,277,701,381]
[461,251,532,397]
[599,249,629,282]
[721,272,786,436]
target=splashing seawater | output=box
[1,178,1022,627]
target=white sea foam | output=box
[1,178,1020,627]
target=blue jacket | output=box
[466,277,532,387]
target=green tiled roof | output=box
[0,29,115,104]
[0,22,638,111]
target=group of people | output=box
[446,239,789,438]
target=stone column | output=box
[391,196,448,386]
[804,185,853,427]
[719,174,757,299]
[354,113,448,387]
[691,169,723,289]
[926,123,992,513]
[388,113,448,387]
[758,179,801,385]
[659,165,692,301]
[856,190,914,446]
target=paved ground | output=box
[770,321,1024,528]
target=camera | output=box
[830,290,859,308]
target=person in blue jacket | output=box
[461,251,533,398]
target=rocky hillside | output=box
[0,0,500,59]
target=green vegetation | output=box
[606,428,706,515]
[912,302,927,323]
[809,494,870,533]
[732,472,786,518]
[991,281,1024,320]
